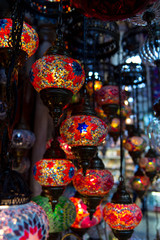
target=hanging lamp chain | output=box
[56,0,63,40]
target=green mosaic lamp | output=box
[32,195,76,239]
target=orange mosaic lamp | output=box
[124,132,147,164]
[139,147,159,182]
[108,118,121,143]
[70,196,102,229]
[0,18,39,67]
[96,85,126,121]
[86,80,103,96]
[30,38,85,123]
[131,167,150,199]
[103,180,142,240]
[72,153,114,218]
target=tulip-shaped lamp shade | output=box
[103,180,142,240]
[124,135,146,164]
[70,197,102,229]
[73,169,114,196]
[32,195,76,234]
[33,159,75,187]
[0,201,49,239]
[108,118,121,144]
[139,148,158,182]
[131,167,150,199]
[30,55,85,94]
[96,85,126,119]
[60,115,107,147]
[0,18,39,66]
[71,0,150,21]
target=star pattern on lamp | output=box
[77,122,88,133]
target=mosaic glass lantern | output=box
[124,134,146,164]
[108,118,121,144]
[32,195,76,234]
[73,169,114,197]
[71,0,149,21]
[70,197,102,229]
[33,159,75,187]
[131,167,150,199]
[139,148,158,182]
[0,201,49,239]
[60,114,107,174]
[60,115,107,147]
[103,180,142,240]
[0,18,39,67]
[96,85,126,121]
[30,42,85,123]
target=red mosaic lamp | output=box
[124,128,147,165]
[73,151,114,218]
[131,166,150,199]
[96,85,126,121]
[70,195,102,230]
[33,126,76,211]
[86,79,103,96]
[108,118,121,144]
[60,94,107,175]
[0,18,39,68]
[103,179,143,240]
[70,0,149,21]
[30,32,85,124]
[139,147,159,183]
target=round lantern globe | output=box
[60,115,107,147]
[0,18,39,58]
[131,175,150,192]
[86,80,103,96]
[73,169,114,196]
[124,135,146,152]
[71,0,149,21]
[32,195,76,233]
[11,129,36,149]
[30,55,85,94]
[103,202,142,230]
[96,85,126,106]
[0,201,49,239]
[33,159,75,187]
[70,197,102,229]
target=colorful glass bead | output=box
[11,129,36,149]
[131,175,150,191]
[0,201,49,239]
[96,85,126,106]
[33,159,75,186]
[70,197,102,229]
[0,18,39,58]
[73,169,114,196]
[103,203,142,230]
[30,55,85,94]
[71,0,149,21]
[124,136,146,152]
[60,115,107,147]
[32,195,76,233]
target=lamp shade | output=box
[11,129,36,149]
[33,159,75,187]
[103,203,142,230]
[60,115,107,147]
[0,18,39,58]
[32,195,76,233]
[0,201,49,239]
[73,169,114,196]
[131,174,150,192]
[96,85,126,106]
[71,0,149,21]
[70,197,102,229]
[124,135,146,152]
[30,55,85,94]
